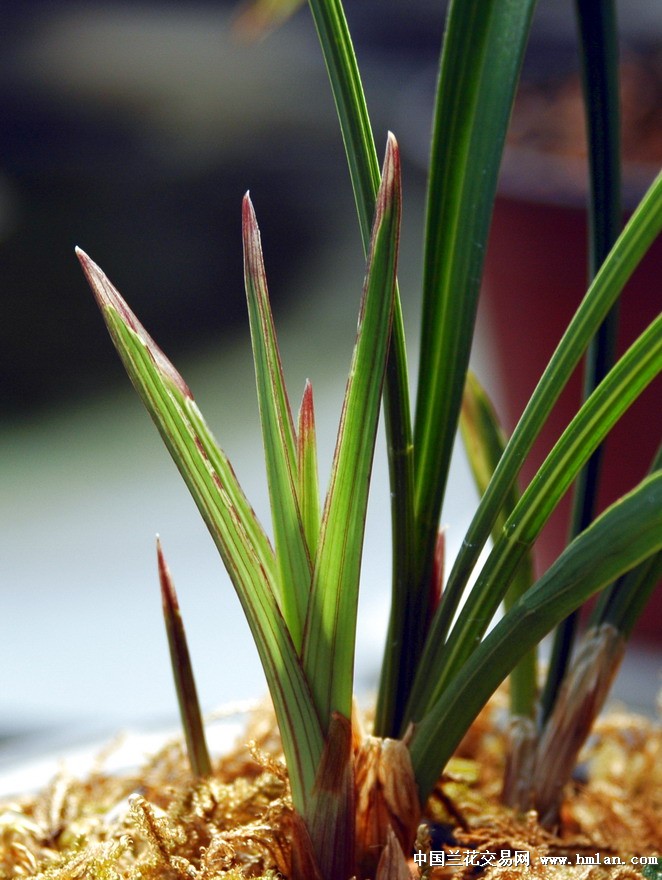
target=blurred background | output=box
[1,0,661,766]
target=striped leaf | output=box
[78,249,323,812]
[243,195,312,651]
[409,470,662,801]
[297,380,321,561]
[409,309,662,719]
[302,135,401,727]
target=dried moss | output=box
[0,700,659,879]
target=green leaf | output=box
[459,371,536,718]
[642,858,662,880]
[589,444,662,637]
[157,538,212,779]
[548,0,623,713]
[304,0,416,738]
[297,380,321,562]
[78,249,323,812]
[409,308,662,720]
[305,0,379,244]
[409,470,662,801]
[243,194,312,651]
[413,0,536,593]
[302,135,401,727]
[597,550,662,637]
[420,170,662,678]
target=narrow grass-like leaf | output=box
[303,135,401,727]
[460,373,511,501]
[305,0,379,244]
[459,372,536,718]
[297,380,321,561]
[547,0,623,710]
[304,0,417,739]
[570,0,621,510]
[596,552,662,638]
[409,310,662,719]
[415,171,662,691]
[589,444,662,637]
[78,250,323,811]
[243,195,311,651]
[413,0,536,598]
[408,470,662,801]
[157,538,212,779]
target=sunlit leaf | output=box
[243,195,312,651]
[79,250,323,811]
[409,308,662,719]
[410,470,662,800]
[297,380,321,561]
[303,135,401,727]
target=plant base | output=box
[0,697,659,879]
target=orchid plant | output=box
[78,0,662,877]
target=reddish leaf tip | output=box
[78,249,192,400]
[242,191,257,229]
[157,537,180,614]
[299,380,315,436]
[372,133,401,233]
[383,132,400,184]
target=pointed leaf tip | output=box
[299,380,315,434]
[157,537,179,614]
[373,134,401,233]
[156,537,213,779]
[242,194,266,289]
[77,249,192,399]
[242,191,257,228]
[383,133,400,188]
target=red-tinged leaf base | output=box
[1,695,660,879]
[303,712,355,880]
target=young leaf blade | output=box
[243,195,312,651]
[157,538,212,779]
[303,135,401,727]
[78,250,323,811]
[549,0,623,709]
[297,380,321,561]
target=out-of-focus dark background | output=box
[2,0,661,412]
[1,1,660,764]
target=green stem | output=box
[460,372,536,718]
